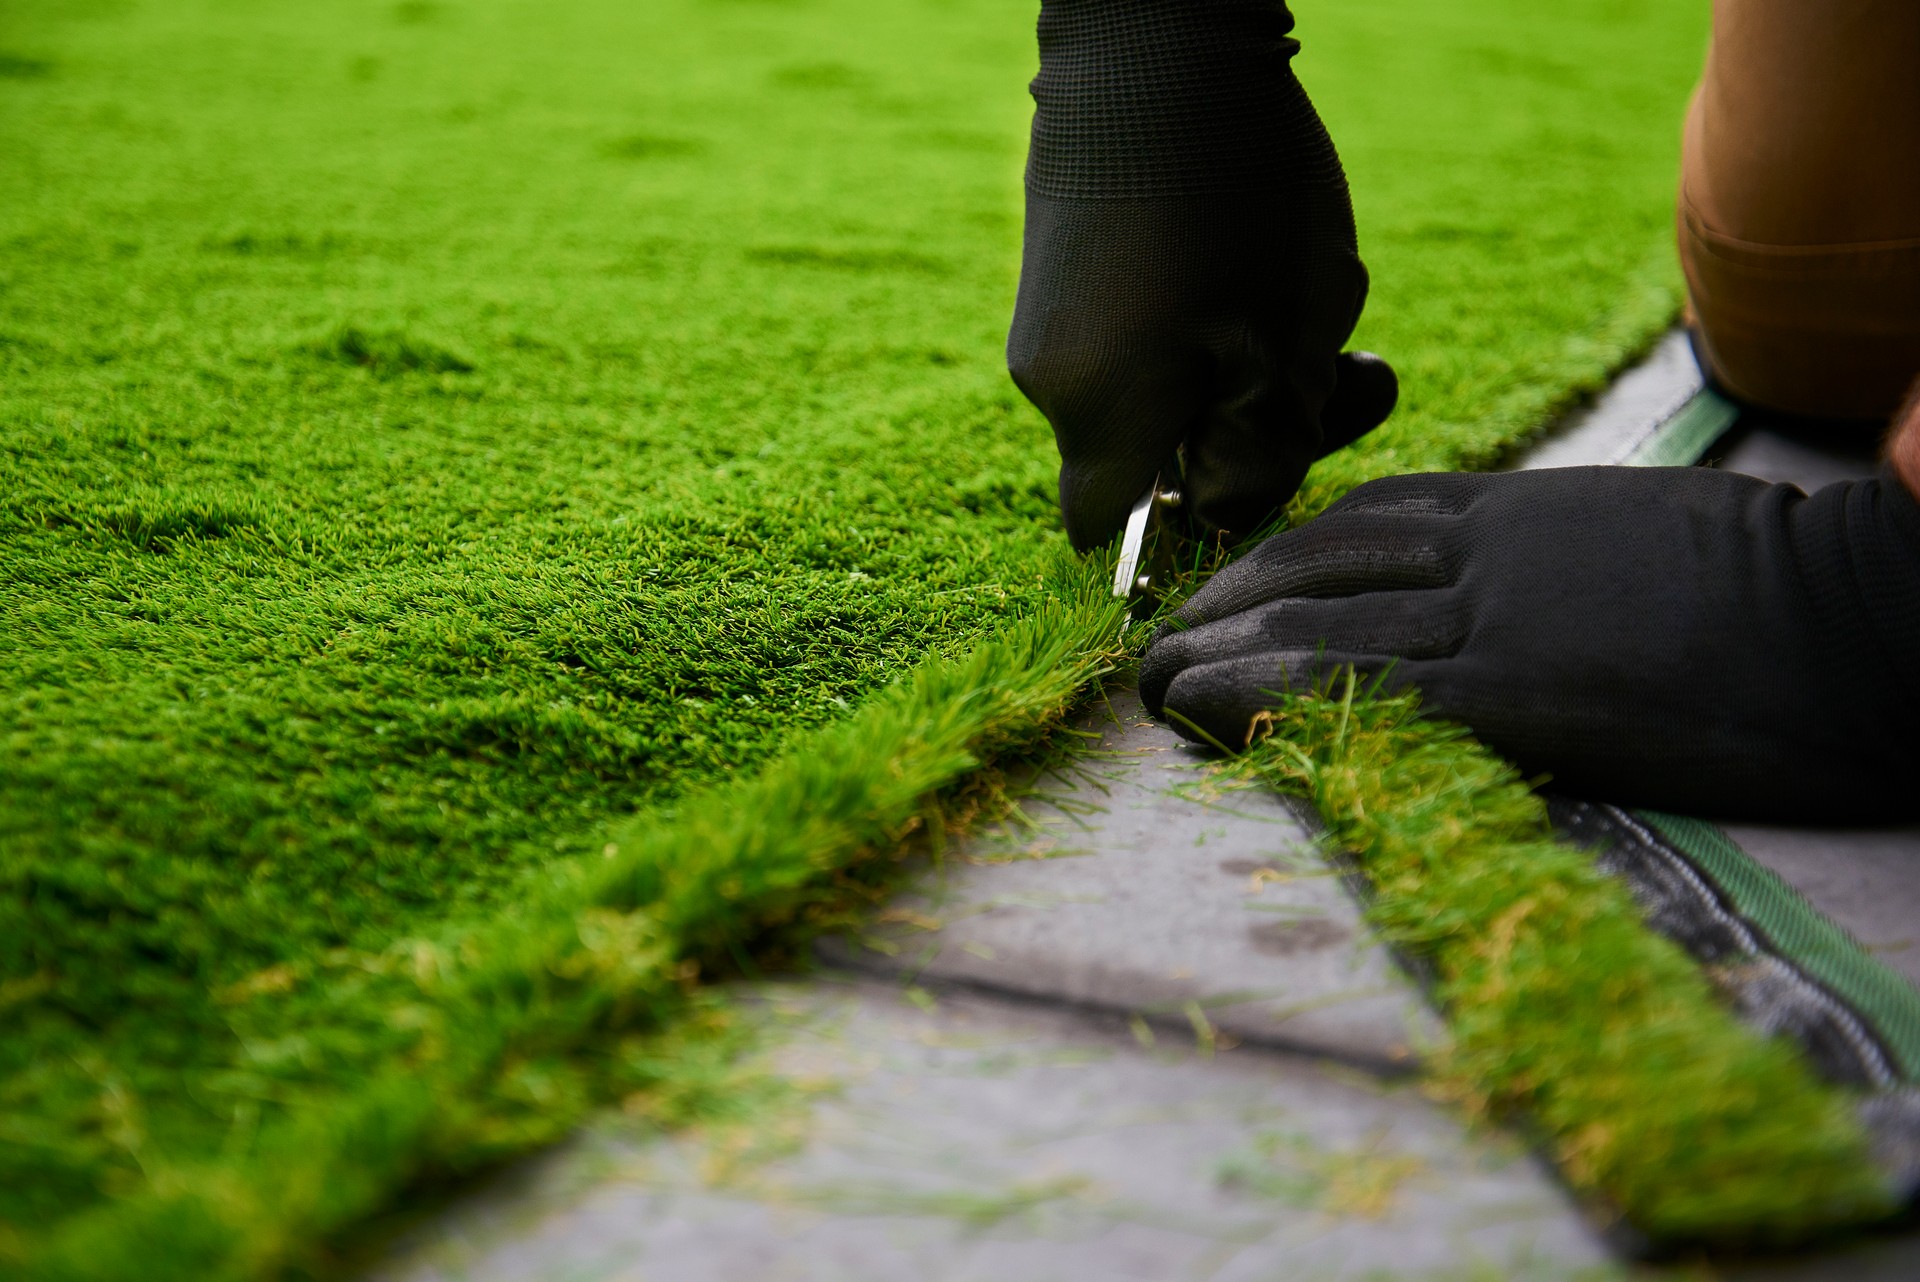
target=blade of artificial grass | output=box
[1218,674,1894,1245]
[17,576,1126,1282]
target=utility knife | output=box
[1112,471,1186,625]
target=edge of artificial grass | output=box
[18,558,1128,1282]
[1641,812,1920,1082]
[1216,672,1896,1246]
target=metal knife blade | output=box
[1112,476,1159,604]
[1113,472,1185,626]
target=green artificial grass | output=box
[1217,676,1894,1243]
[21,579,1127,1280]
[0,0,1748,1271]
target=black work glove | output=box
[1140,466,1920,822]
[1008,0,1393,551]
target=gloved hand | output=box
[1140,466,1920,822]
[1008,0,1393,551]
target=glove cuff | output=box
[1026,0,1340,199]
[1797,471,1920,716]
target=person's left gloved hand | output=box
[1139,465,1920,822]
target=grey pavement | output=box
[1721,822,1920,989]
[1715,425,1882,492]
[370,980,1613,1282]
[821,689,1438,1071]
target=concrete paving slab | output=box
[820,689,1436,1072]
[1718,823,1920,989]
[367,978,1612,1282]
[1714,419,1883,492]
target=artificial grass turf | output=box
[1217,679,1893,1242]
[0,0,1746,1269]
[22,584,1131,1279]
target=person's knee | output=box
[1678,0,1920,422]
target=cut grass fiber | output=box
[0,0,1839,1269]
[1207,672,1894,1244]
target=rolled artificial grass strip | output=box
[15,580,1126,1281]
[1222,676,1896,1245]
[1640,812,1920,1084]
[1549,800,1910,1091]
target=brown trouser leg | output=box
[1679,0,1920,422]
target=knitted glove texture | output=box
[1141,466,1920,822]
[1009,0,1388,550]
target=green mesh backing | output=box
[1640,811,1920,1082]
[1622,387,1742,468]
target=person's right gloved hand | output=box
[1140,465,1920,822]
[1008,0,1395,552]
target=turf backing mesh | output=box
[1621,386,1743,467]
[1642,812,1920,1083]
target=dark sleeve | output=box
[1026,0,1336,200]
